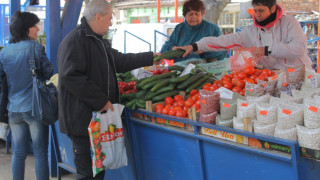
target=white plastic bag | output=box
[0,122,10,139]
[88,104,127,177]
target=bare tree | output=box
[203,0,231,24]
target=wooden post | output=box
[242,117,251,131]
[187,107,197,131]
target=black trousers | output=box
[69,135,105,180]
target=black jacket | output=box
[57,17,153,136]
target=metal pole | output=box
[157,0,160,23]
[174,0,178,22]
[317,0,320,73]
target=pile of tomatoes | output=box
[202,66,276,96]
[118,81,137,95]
[155,89,201,118]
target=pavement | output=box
[0,139,76,180]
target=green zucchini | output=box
[152,90,180,102]
[170,73,190,83]
[185,73,212,94]
[151,78,171,92]
[139,71,177,87]
[135,90,148,98]
[168,65,185,72]
[143,91,164,101]
[125,99,137,108]
[121,92,138,101]
[157,83,176,94]
[136,99,146,109]
[177,72,207,90]
[153,49,186,62]
[142,81,158,90]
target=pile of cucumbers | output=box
[121,65,217,109]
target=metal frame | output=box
[124,30,151,54]
[154,30,168,52]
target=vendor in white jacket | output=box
[176,0,313,70]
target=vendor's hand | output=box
[252,47,265,58]
[100,101,114,113]
[153,52,161,57]
[174,45,193,57]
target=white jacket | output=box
[196,6,312,70]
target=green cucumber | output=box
[177,72,207,90]
[153,49,186,62]
[168,65,185,72]
[151,78,171,92]
[152,90,180,102]
[170,73,190,83]
[135,90,148,98]
[142,81,158,90]
[125,99,137,108]
[121,92,137,101]
[136,99,146,109]
[139,71,177,87]
[157,83,176,94]
[185,73,212,94]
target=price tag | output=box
[135,69,153,80]
[308,75,314,79]
[310,76,318,88]
[282,109,292,115]
[200,99,207,104]
[215,87,233,99]
[308,106,318,113]
[179,64,195,77]
[223,103,230,108]
[259,110,268,116]
[287,68,295,73]
[282,83,288,87]
[264,83,267,87]
[271,76,278,80]
[241,103,248,107]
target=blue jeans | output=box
[9,111,49,180]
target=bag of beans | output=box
[297,125,320,150]
[304,69,320,88]
[220,98,237,120]
[199,90,220,114]
[304,98,320,129]
[199,111,218,124]
[269,72,286,97]
[257,79,277,96]
[254,122,276,136]
[237,99,256,120]
[278,82,302,96]
[246,94,270,104]
[256,102,277,125]
[277,103,304,129]
[280,92,303,104]
[245,82,264,97]
[274,126,297,141]
[285,64,305,84]
[216,115,233,128]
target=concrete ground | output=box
[0,139,76,180]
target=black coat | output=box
[57,17,153,136]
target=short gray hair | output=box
[83,0,110,21]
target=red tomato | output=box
[238,72,247,79]
[172,101,178,107]
[224,82,233,90]
[258,73,268,81]
[161,107,169,115]
[156,107,163,114]
[261,69,272,77]
[168,109,176,116]
[189,89,198,96]
[174,106,183,112]
[236,79,245,89]
[183,106,189,112]
[176,110,187,118]
[254,69,262,76]
[270,71,276,77]
[164,97,174,105]
[169,105,176,110]
[191,103,201,110]
[221,75,232,82]
[177,100,185,108]
[185,99,194,108]
[250,75,258,80]
[203,83,211,90]
[232,86,242,93]
[239,89,245,96]
[232,77,240,86]
[209,84,219,91]
[245,78,255,84]
[174,95,184,102]
[244,66,255,75]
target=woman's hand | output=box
[173,45,193,57]
[252,47,265,58]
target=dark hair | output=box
[182,0,205,17]
[10,11,40,43]
[252,0,277,9]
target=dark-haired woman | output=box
[160,0,227,62]
[178,0,312,70]
[0,11,53,180]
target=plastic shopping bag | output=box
[229,48,259,73]
[88,104,127,177]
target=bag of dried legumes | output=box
[304,69,320,88]
[220,98,237,120]
[256,102,277,125]
[268,72,286,97]
[280,92,303,104]
[237,99,256,120]
[256,79,277,96]
[278,82,303,96]
[269,96,290,107]
[246,94,270,104]
[277,103,304,129]
[245,82,264,97]
[254,122,276,136]
[199,90,220,114]
[297,125,320,150]
[285,64,305,84]
[216,115,233,128]
[199,111,218,124]
[304,98,320,129]
[274,126,297,141]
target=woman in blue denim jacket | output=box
[0,11,53,180]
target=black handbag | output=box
[0,74,8,124]
[29,42,58,126]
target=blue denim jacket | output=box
[0,40,53,113]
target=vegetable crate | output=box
[125,108,320,180]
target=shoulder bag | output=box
[29,42,58,126]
